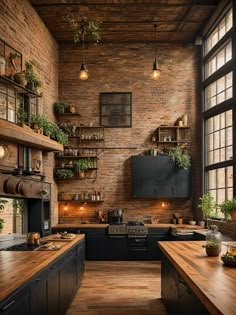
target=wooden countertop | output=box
[0,234,85,302]
[159,241,236,315]
[54,223,203,229]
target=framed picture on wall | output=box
[99,92,132,127]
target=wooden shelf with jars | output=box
[152,126,191,146]
[58,191,104,202]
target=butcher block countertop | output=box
[54,223,203,229]
[0,234,85,302]
[159,241,236,315]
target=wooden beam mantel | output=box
[0,119,63,152]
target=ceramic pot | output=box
[229,211,236,220]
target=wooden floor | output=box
[66,261,167,315]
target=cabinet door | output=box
[76,241,85,287]
[161,256,179,315]
[47,262,60,315]
[147,235,166,259]
[107,236,128,260]
[30,271,47,315]
[0,286,30,315]
[86,235,109,260]
[178,276,210,315]
[60,249,77,314]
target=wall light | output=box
[79,27,89,80]
[151,24,161,80]
[80,202,87,211]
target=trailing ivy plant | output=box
[168,147,191,170]
[64,14,102,44]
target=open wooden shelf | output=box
[58,200,104,203]
[0,75,41,97]
[0,119,63,152]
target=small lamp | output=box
[151,24,161,80]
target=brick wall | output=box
[0,0,59,226]
[58,43,202,224]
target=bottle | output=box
[183,114,188,126]
[205,225,222,256]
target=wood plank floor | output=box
[66,261,167,315]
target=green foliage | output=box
[25,61,41,92]
[74,159,91,172]
[12,199,25,215]
[57,122,74,135]
[0,218,4,230]
[198,193,216,218]
[0,199,8,211]
[64,14,102,44]
[30,113,44,129]
[53,102,68,113]
[168,147,191,170]
[16,106,28,124]
[218,198,236,213]
[55,169,74,179]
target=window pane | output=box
[206,110,232,165]
[205,9,232,55]
[205,72,232,110]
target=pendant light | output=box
[151,24,161,80]
[79,27,89,80]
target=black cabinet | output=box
[59,248,77,314]
[76,240,85,286]
[161,255,210,315]
[30,271,47,315]
[147,228,170,259]
[47,262,60,315]
[0,286,30,315]
[131,155,191,198]
[107,235,128,260]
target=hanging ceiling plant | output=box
[64,14,102,44]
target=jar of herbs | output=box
[204,225,222,256]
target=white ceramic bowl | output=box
[189,220,196,225]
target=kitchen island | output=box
[0,234,85,315]
[159,241,236,315]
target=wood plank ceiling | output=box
[30,0,220,43]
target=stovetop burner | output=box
[0,242,47,251]
[127,221,144,226]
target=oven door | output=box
[127,236,148,259]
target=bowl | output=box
[221,256,236,267]
[189,220,196,225]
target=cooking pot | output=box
[27,232,40,245]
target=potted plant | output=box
[25,61,41,93]
[30,113,44,134]
[16,106,28,127]
[53,102,68,114]
[218,198,236,220]
[168,147,191,170]
[0,199,8,232]
[74,158,91,179]
[55,169,74,179]
[198,192,216,228]
[14,70,27,86]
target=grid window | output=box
[205,72,232,110]
[206,110,232,165]
[207,166,233,217]
[205,41,232,78]
[205,9,232,55]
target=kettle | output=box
[27,232,40,245]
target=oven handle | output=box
[108,235,126,238]
[127,235,147,239]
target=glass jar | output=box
[205,225,222,256]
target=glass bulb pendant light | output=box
[79,28,89,80]
[151,24,161,80]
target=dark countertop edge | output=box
[0,234,85,303]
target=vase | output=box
[229,211,236,220]
[183,114,188,126]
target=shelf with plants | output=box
[58,199,104,203]
[0,75,41,97]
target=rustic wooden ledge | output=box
[0,119,63,152]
